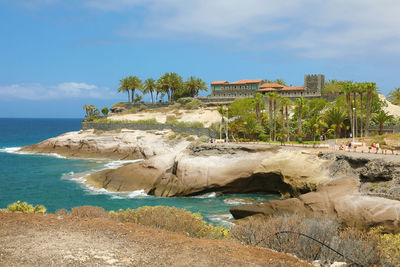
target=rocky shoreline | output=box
[21,129,400,231]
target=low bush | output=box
[370,226,400,265]
[139,104,148,111]
[109,206,229,239]
[168,133,178,140]
[169,120,204,128]
[180,132,189,137]
[166,114,177,122]
[186,136,195,141]
[258,134,270,142]
[231,213,381,266]
[69,206,109,218]
[168,103,181,109]
[130,107,137,113]
[7,201,46,214]
[177,97,194,104]
[198,135,209,143]
[185,99,201,110]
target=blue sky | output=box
[1,0,400,118]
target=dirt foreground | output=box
[0,212,311,267]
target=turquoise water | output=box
[0,118,279,225]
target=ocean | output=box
[0,118,279,225]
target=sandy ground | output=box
[109,107,222,127]
[0,212,311,267]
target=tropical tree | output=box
[143,78,156,103]
[101,107,109,117]
[253,93,264,124]
[157,73,171,102]
[295,97,306,137]
[356,83,366,137]
[280,97,292,142]
[322,80,347,96]
[364,82,377,136]
[388,87,400,105]
[324,107,347,138]
[265,92,279,141]
[343,81,355,137]
[264,78,288,86]
[373,110,393,135]
[118,77,130,102]
[127,76,143,103]
[195,78,208,97]
[184,76,198,97]
[169,72,183,102]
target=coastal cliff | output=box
[21,129,400,231]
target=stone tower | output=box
[304,74,325,95]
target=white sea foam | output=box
[127,189,148,198]
[223,199,248,205]
[104,159,143,169]
[192,192,217,198]
[207,214,234,227]
[0,147,67,159]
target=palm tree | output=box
[143,78,156,103]
[343,81,354,137]
[253,93,264,124]
[266,92,279,141]
[127,76,143,103]
[388,87,400,105]
[195,78,208,97]
[169,72,183,102]
[185,76,197,97]
[373,110,393,135]
[324,107,347,138]
[280,97,292,142]
[295,97,306,137]
[357,83,366,137]
[118,77,130,102]
[364,82,377,136]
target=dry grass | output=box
[231,213,381,266]
[110,206,229,239]
[69,206,109,219]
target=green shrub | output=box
[101,107,109,117]
[169,120,204,128]
[177,97,194,104]
[109,206,229,239]
[198,135,209,143]
[180,132,189,137]
[185,99,201,110]
[139,104,148,111]
[168,133,178,140]
[369,226,400,265]
[186,136,195,141]
[169,103,181,109]
[166,114,177,122]
[7,201,46,214]
[259,134,270,142]
[130,107,137,113]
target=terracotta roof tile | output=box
[211,81,228,85]
[257,88,278,92]
[230,79,263,84]
[259,83,285,89]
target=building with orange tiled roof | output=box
[208,74,324,100]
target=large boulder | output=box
[231,178,400,232]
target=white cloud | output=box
[83,0,400,58]
[0,82,117,100]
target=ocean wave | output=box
[207,214,234,227]
[0,147,67,159]
[223,199,248,205]
[104,159,143,169]
[0,147,22,153]
[192,192,217,198]
[62,168,149,199]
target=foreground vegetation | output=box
[3,201,400,266]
